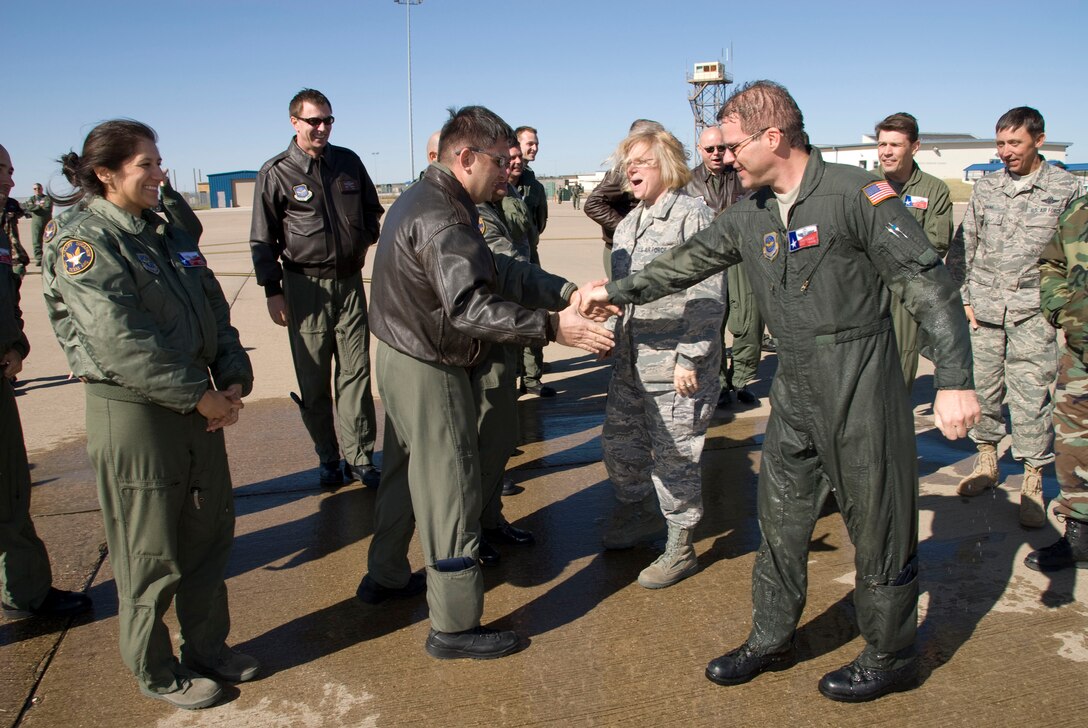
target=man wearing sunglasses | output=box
[362,106,614,660]
[581,80,980,702]
[251,89,384,490]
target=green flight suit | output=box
[607,149,973,670]
[42,196,253,694]
[476,198,574,529]
[23,193,53,265]
[0,229,52,611]
[517,168,549,387]
[879,163,954,386]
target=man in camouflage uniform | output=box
[1025,196,1088,571]
[23,183,53,266]
[946,107,1080,528]
[874,113,953,387]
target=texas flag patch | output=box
[177,251,207,268]
[903,195,928,210]
[787,225,819,252]
[862,180,897,206]
[0,247,11,266]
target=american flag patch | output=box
[862,180,897,206]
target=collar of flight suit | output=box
[86,195,156,236]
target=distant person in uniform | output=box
[873,112,953,388]
[23,182,53,266]
[251,88,384,488]
[41,122,255,710]
[946,106,1080,528]
[0,142,92,626]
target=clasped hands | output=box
[197,383,245,432]
[555,279,621,355]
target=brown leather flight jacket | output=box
[369,165,556,368]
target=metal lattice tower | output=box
[687,60,733,142]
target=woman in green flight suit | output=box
[42,120,255,711]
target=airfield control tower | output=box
[687,60,733,141]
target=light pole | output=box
[394,0,422,179]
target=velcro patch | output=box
[903,195,928,210]
[42,219,57,244]
[62,240,95,275]
[177,251,207,267]
[0,247,11,266]
[862,180,897,206]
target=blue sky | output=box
[5,0,1086,196]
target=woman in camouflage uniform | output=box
[601,129,726,589]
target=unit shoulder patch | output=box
[62,240,95,275]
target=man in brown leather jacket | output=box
[250,88,384,489]
[361,106,614,661]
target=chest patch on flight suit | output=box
[0,248,11,266]
[136,253,160,275]
[177,251,207,268]
[903,195,928,210]
[42,219,57,244]
[478,216,486,235]
[762,232,780,260]
[862,180,897,206]
[788,225,819,252]
[339,177,360,193]
[62,240,95,275]
[292,184,313,202]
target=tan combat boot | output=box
[637,523,699,589]
[957,443,999,496]
[1019,464,1046,528]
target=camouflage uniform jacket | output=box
[42,196,253,413]
[610,189,724,389]
[878,162,953,254]
[1040,195,1088,363]
[947,161,1080,324]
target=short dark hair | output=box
[54,119,157,206]
[718,80,806,150]
[875,112,919,144]
[996,106,1044,138]
[515,126,537,140]
[438,106,514,162]
[290,88,332,118]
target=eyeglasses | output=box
[702,145,727,154]
[295,116,335,128]
[459,147,510,170]
[625,157,657,170]
[723,128,769,157]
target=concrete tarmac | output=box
[2,200,1086,727]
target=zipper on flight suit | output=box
[799,240,836,293]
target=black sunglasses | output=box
[296,116,335,128]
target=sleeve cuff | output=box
[264,282,284,298]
